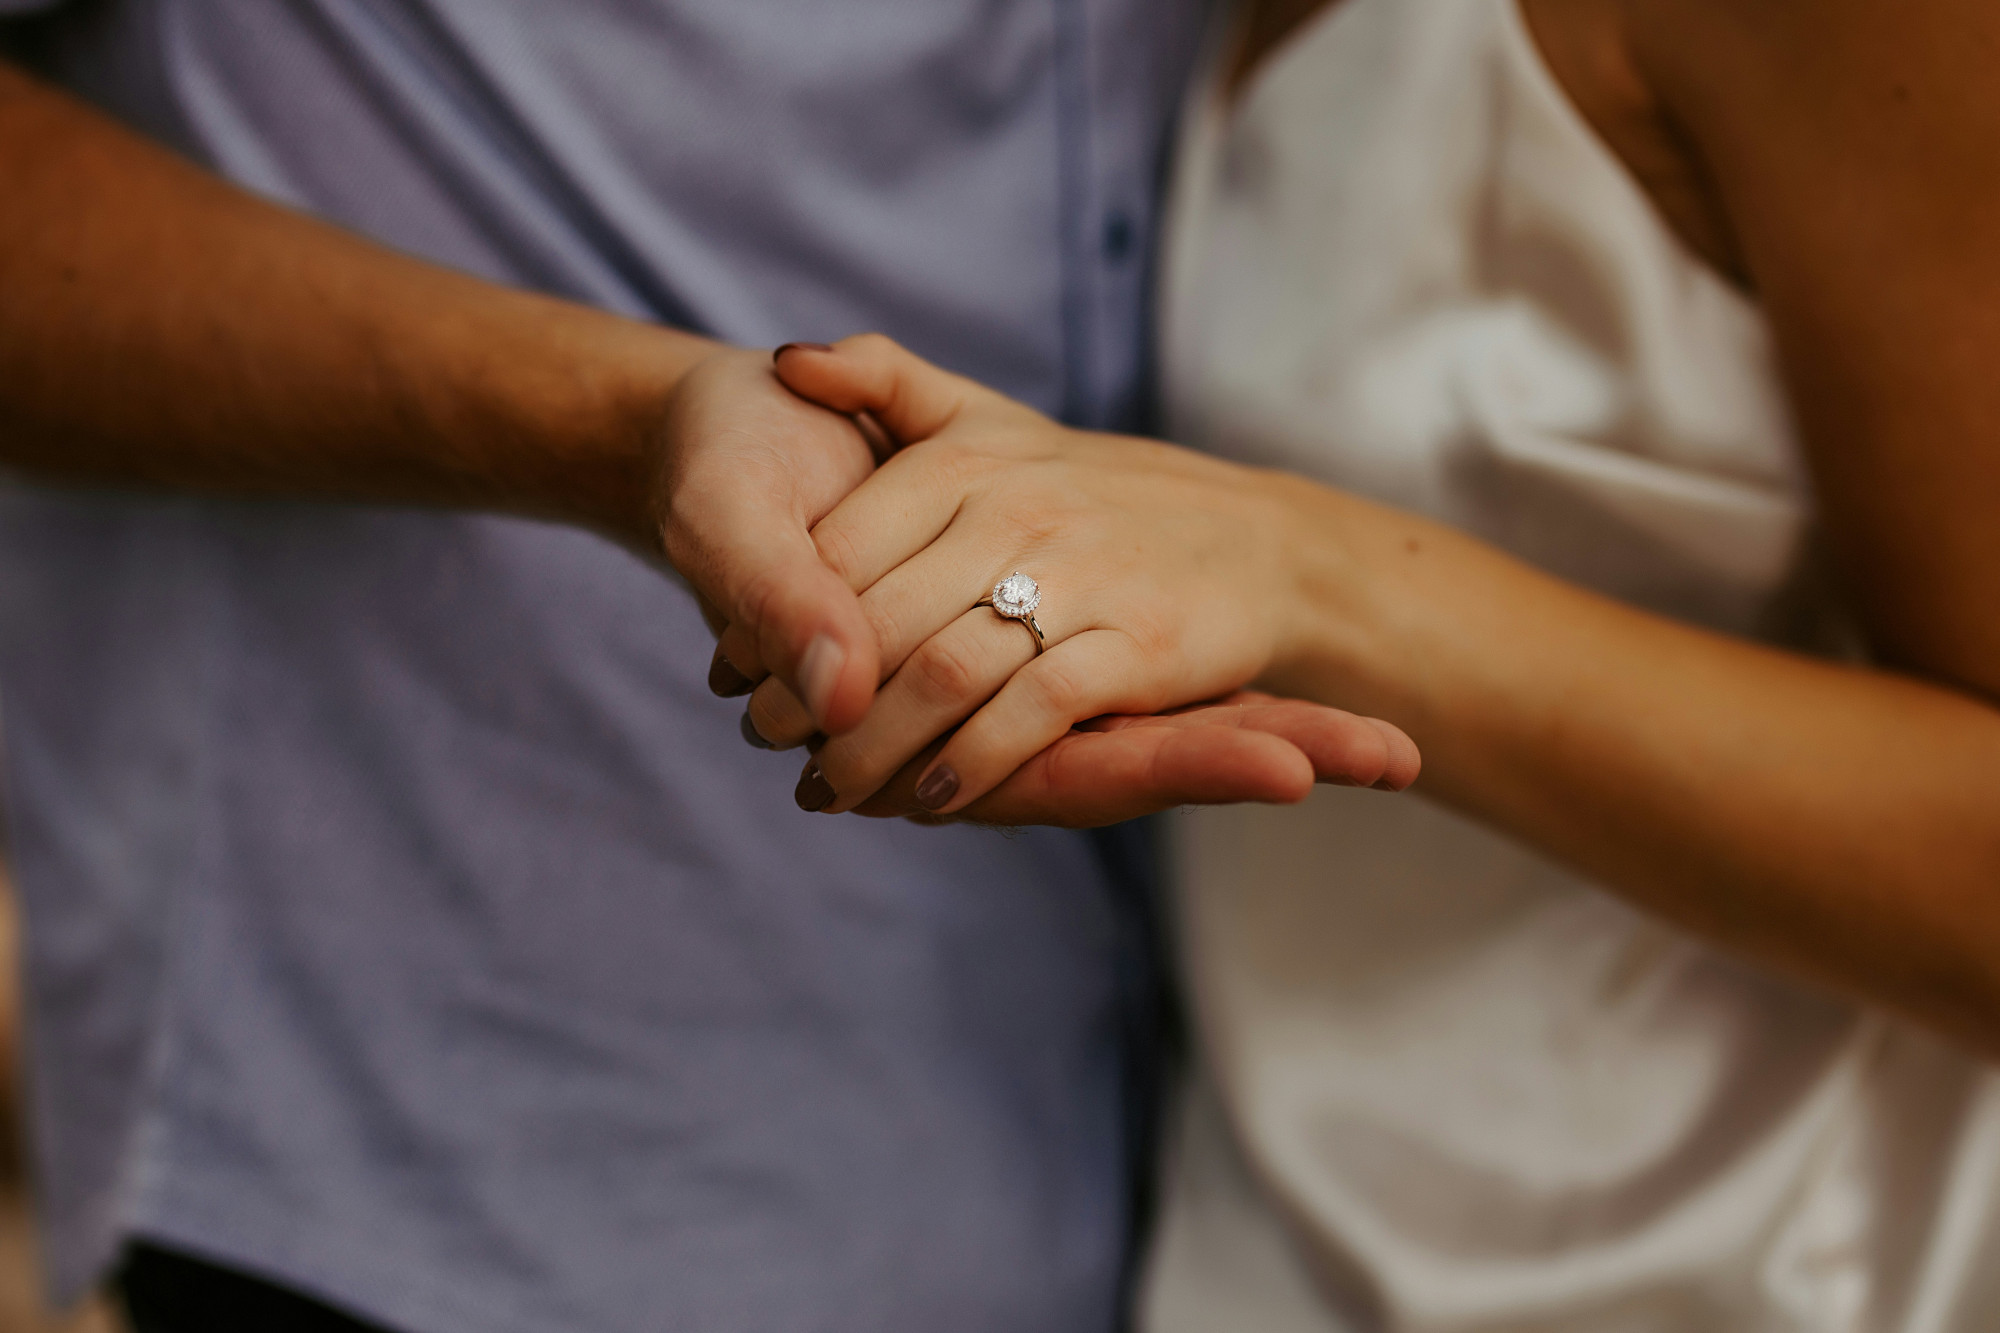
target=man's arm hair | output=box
[0,59,906,732]
[0,59,712,545]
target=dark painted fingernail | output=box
[773,341,833,362]
[915,765,960,812]
[709,652,753,697]
[795,764,836,812]
[741,712,778,750]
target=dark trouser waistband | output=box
[115,1241,398,1333]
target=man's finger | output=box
[967,724,1317,826]
[846,695,1422,825]
[1093,693,1422,792]
[849,722,1316,827]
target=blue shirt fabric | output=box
[0,4,1205,1331]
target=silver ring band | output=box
[976,599,1047,654]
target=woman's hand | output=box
[743,335,1418,816]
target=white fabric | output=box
[1143,0,2000,1329]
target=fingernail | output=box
[773,341,833,362]
[915,765,959,812]
[798,634,844,725]
[740,712,777,750]
[1372,776,1401,792]
[709,652,753,697]
[795,763,836,813]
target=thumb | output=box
[674,490,880,735]
[773,333,973,447]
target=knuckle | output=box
[809,746,858,799]
[904,434,961,470]
[659,500,724,582]
[1020,656,1090,720]
[861,599,905,666]
[813,522,866,588]
[1118,615,1176,661]
[812,739,889,805]
[904,632,989,707]
[916,440,988,494]
[995,505,1064,549]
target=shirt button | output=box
[1101,212,1136,264]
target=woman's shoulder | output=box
[1544,0,2000,287]
[1614,0,2000,696]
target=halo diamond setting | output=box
[990,572,1042,620]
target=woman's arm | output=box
[754,0,2000,1054]
[1267,0,2000,1051]
[1269,480,2000,1056]
[1270,0,2000,1050]
[764,309,2000,1061]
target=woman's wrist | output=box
[1255,472,1449,723]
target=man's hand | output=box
[653,347,883,733]
[828,693,1420,827]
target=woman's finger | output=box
[709,643,757,698]
[700,338,981,701]
[697,593,758,698]
[743,675,815,750]
[749,524,1069,751]
[774,333,975,447]
[806,438,978,595]
[851,517,1059,675]
[783,336,1058,594]
[712,618,765,691]
[806,606,1040,812]
[906,629,1178,816]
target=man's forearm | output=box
[0,60,714,545]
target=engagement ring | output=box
[977,571,1047,655]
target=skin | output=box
[743,0,2000,1059]
[0,59,1405,824]
[0,60,887,725]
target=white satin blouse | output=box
[1142,0,2000,1328]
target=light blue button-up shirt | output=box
[0,3,1206,1330]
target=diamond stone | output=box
[991,572,1041,619]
